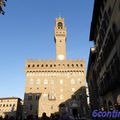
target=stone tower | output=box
[24,17,86,117]
[54,17,67,60]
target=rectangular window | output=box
[28,95,32,101]
[36,95,40,100]
[30,104,32,111]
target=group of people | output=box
[34,112,74,120]
[40,112,59,120]
[0,116,20,120]
[0,112,75,120]
[26,112,73,120]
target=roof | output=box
[26,59,85,63]
[89,0,104,41]
[0,97,22,101]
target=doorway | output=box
[72,108,78,117]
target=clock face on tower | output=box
[57,54,65,60]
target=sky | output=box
[0,0,94,99]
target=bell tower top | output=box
[54,17,67,61]
[55,17,65,30]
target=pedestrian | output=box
[35,115,39,120]
[59,104,72,120]
[50,114,55,120]
[40,112,50,120]
[4,115,9,120]
[0,116,3,120]
[54,114,60,120]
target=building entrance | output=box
[72,108,78,117]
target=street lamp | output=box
[0,0,7,15]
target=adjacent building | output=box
[24,17,86,117]
[0,97,23,118]
[87,0,120,113]
[86,47,99,118]
[59,86,88,118]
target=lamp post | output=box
[0,0,7,15]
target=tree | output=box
[0,0,7,15]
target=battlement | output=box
[26,59,85,62]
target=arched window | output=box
[60,94,64,100]
[44,79,48,85]
[60,79,63,84]
[58,22,63,29]
[29,79,33,85]
[72,88,75,92]
[71,79,75,84]
[36,79,40,85]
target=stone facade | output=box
[0,97,23,118]
[87,0,120,114]
[86,47,99,116]
[24,18,86,117]
[59,86,88,118]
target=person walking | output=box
[40,113,50,120]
